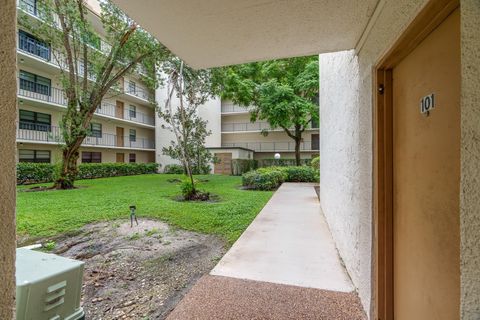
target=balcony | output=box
[221,103,251,114]
[17,122,155,150]
[221,122,319,133]
[222,141,319,152]
[123,83,155,103]
[18,79,155,127]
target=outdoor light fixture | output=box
[274,153,281,159]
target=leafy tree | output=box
[159,60,214,199]
[212,56,319,165]
[19,0,169,189]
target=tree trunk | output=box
[294,138,301,166]
[54,147,80,189]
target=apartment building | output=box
[154,97,319,174]
[15,0,156,165]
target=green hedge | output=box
[242,166,318,190]
[164,164,185,174]
[231,159,258,176]
[257,158,312,168]
[17,162,159,185]
[311,156,320,170]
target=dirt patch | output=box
[39,219,226,319]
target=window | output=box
[18,30,50,60]
[19,109,51,131]
[19,149,51,163]
[129,153,136,163]
[129,105,136,118]
[129,129,136,142]
[128,81,136,93]
[19,70,51,95]
[81,152,102,163]
[89,123,102,138]
[19,0,37,15]
[311,134,319,151]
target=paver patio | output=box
[167,183,366,319]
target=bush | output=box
[311,156,319,170]
[242,167,287,191]
[242,166,318,190]
[17,162,159,185]
[163,164,185,174]
[231,159,258,176]
[257,158,312,168]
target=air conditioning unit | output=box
[16,248,85,320]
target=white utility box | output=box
[16,248,85,320]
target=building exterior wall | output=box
[0,0,17,318]
[460,0,480,318]
[319,0,430,317]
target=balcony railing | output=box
[222,141,318,152]
[221,122,320,132]
[17,122,155,149]
[18,79,155,126]
[221,103,251,114]
[124,84,155,102]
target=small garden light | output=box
[129,205,138,227]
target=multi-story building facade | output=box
[15,0,156,165]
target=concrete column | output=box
[0,0,17,318]
[460,1,480,319]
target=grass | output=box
[17,174,273,244]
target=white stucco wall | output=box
[319,0,432,317]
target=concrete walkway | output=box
[167,183,365,320]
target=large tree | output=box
[159,60,214,199]
[19,0,169,189]
[212,56,319,165]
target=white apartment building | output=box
[15,0,156,165]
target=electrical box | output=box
[16,248,85,320]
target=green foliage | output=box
[163,164,185,174]
[17,162,158,185]
[257,158,312,168]
[242,166,318,190]
[231,159,258,176]
[311,156,320,170]
[17,163,57,185]
[180,179,197,199]
[43,240,56,251]
[17,174,273,244]
[212,56,319,165]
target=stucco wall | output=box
[460,0,480,318]
[319,0,430,317]
[0,0,17,318]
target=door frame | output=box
[373,1,459,319]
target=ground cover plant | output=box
[242,166,319,190]
[17,174,273,244]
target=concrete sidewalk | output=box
[167,183,365,320]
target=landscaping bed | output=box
[35,219,226,319]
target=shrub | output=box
[242,166,318,190]
[17,162,159,185]
[231,159,258,176]
[163,164,185,174]
[242,167,287,191]
[281,166,318,182]
[311,156,320,170]
[257,158,312,168]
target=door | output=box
[116,127,124,147]
[214,153,232,175]
[116,100,124,119]
[392,9,460,320]
[116,153,124,163]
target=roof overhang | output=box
[112,0,380,69]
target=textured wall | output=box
[460,0,480,318]
[319,0,430,317]
[0,0,17,318]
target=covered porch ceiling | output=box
[112,0,381,69]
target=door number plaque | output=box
[420,93,435,115]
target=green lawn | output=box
[16,174,273,244]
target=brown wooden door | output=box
[116,127,124,147]
[392,9,460,320]
[116,101,124,119]
[214,153,232,175]
[116,153,124,163]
